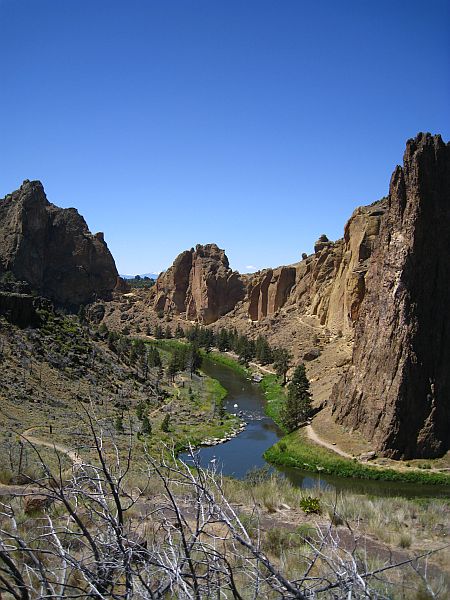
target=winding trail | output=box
[305,424,352,458]
[0,427,81,496]
[22,427,82,466]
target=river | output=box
[180,357,450,499]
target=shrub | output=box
[398,532,412,548]
[299,496,321,515]
[161,414,170,433]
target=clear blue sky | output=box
[1,1,449,275]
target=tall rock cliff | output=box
[0,180,119,307]
[152,244,245,324]
[331,133,450,458]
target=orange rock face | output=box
[152,244,244,324]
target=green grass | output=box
[203,377,227,409]
[150,339,249,376]
[260,374,287,430]
[203,351,249,376]
[264,429,450,485]
[150,338,188,353]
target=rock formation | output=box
[0,180,118,307]
[248,266,296,320]
[149,204,386,333]
[152,244,245,324]
[247,203,386,334]
[331,133,450,458]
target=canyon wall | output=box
[148,133,449,459]
[0,180,119,307]
[249,202,386,334]
[331,133,450,458]
[153,204,386,336]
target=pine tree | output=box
[255,335,273,365]
[167,356,179,382]
[186,343,202,377]
[273,348,292,385]
[115,415,124,434]
[280,364,312,432]
[217,328,229,351]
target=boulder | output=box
[303,348,321,361]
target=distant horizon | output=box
[2,1,448,274]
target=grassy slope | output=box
[151,338,249,376]
[144,339,240,453]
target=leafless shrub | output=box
[0,420,447,599]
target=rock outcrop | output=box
[152,244,245,324]
[0,292,50,328]
[0,180,118,307]
[331,133,450,458]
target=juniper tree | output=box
[140,415,152,435]
[281,363,312,432]
[273,347,292,385]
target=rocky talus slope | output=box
[0,180,119,307]
[331,133,450,459]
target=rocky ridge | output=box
[149,201,386,337]
[0,180,119,307]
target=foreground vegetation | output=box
[0,424,447,599]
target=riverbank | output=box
[149,339,450,486]
[259,374,450,485]
[145,339,244,452]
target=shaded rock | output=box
[359,451,377,462]
[87,303,106,324]
[332,133,450,459]
[303,348,321,361]
[0,180,118,308]
[0,292,51,328]
[114,276,131,293]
